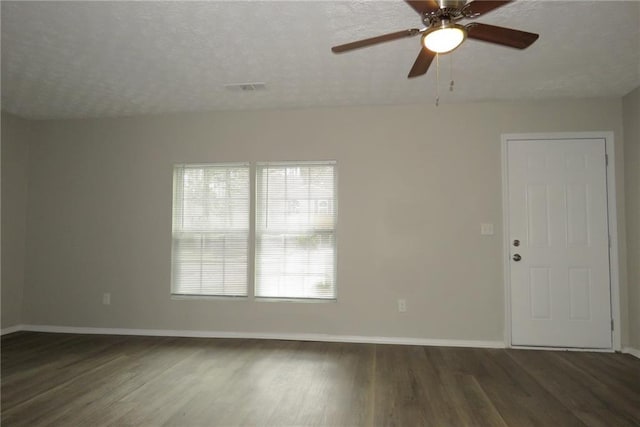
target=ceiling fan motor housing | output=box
[422,0,467,26]
[437,0,467,10]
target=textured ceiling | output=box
[2,1,639,119]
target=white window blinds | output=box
[171,164,249,296]
[256,162,337,299]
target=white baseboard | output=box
[1,324,26,336]
[511,345,614,353]
[622,347,640,359]
[16,324,505,349]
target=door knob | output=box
[513,254,522,262]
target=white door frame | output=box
[501,132,621,351]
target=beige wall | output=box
[22,99,627,342]
[1,113,31,329]
[623,87,640,349]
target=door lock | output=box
[513,239,520,247]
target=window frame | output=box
[171,163,251,298]
[255,161,338,301]
[170,161,338,302]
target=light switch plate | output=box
[481,223,494,235]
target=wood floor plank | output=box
[374,344,462,426]
[422,347,509,426]
[1,332,639,427]
[155,338,260,426]
[44,337,212,426]
[435,347,587,426]
[264,341,373,427]
[507,349,640,427]
[1,334,140,411]
[556,351,640,397]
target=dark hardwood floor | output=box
[1,332,639,426]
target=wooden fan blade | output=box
[408,48,436,78]
[331,29,420,53]
[466,23,539,49]
[405,0,440,15]
[464,1,512,16]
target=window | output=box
[170,161,337,300]
[171,164,250,296]
[256,162,336,299]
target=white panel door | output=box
[508,138,611,348]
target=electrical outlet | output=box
[397,298,407,313]
[102,293,111,305]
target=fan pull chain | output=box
[435,53,440,107]
[449,54,454,92]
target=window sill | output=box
[255,297,337,303]
[171,294,248,301]
[170,294,337,303]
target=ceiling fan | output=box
[331,0,539,78]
